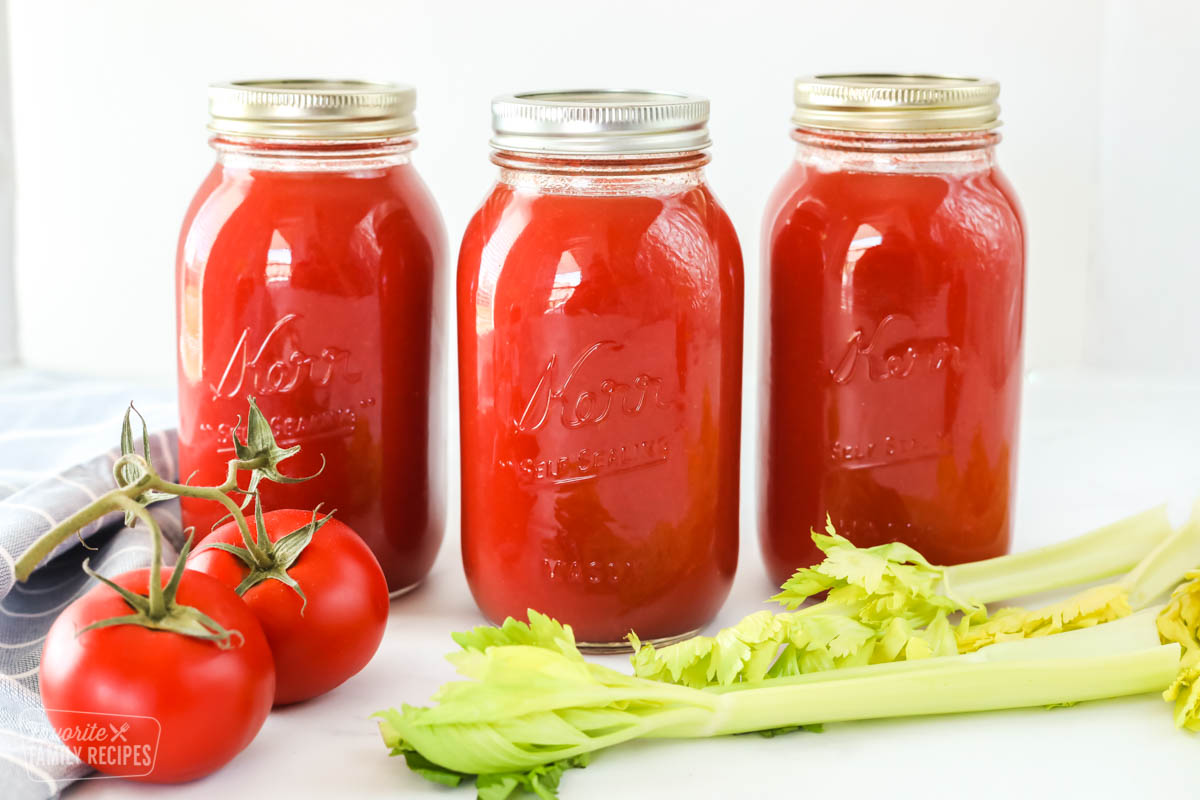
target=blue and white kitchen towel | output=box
[0,369,179,799]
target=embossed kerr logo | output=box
[829,314,963,385]
[514,341,669,432]
[210,313,362,399]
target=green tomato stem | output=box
[14,453,274,582]
[112,495,166,618]
[150,456,273,568]
[12,484,140,581]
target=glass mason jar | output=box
[458,90,744,649]
[760,74,1026,585]
[177,80,447,594]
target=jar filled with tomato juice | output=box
[760,74,1026,585]
[458,91,744,649]
[177,80,446,593]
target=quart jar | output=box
[760,74,1026,585]
[458,90,744,649]
[176,80,447,594]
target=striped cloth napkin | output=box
[0,369,178,799]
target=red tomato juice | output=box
[458,168,743,645]
[760,130,1025,585]
[177,138,446,592]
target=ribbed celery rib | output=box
[673,614,1177,738]
[944,505,1171,605]
[695,644,1179,737]
[1127,500,1200,608]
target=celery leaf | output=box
[772,520,978,627]
[1156,570,1200,729]
[378,693,595,798]
[1164,666,1200,731]
[955,584,1132,652]
[476,755,591,800]
[453,610,582,659]
[633,522,978,687]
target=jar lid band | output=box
[490,90,711,155]
[792,74,1001,133]
[207,79,417,140]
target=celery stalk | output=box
[688,643,1178,738]
[1127,499,1200,608]
[377,612,1181,795]
[943,504,1171,604]
[758,607,1165,685]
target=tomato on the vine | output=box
[189,508,389,705]
[39,567,275,783]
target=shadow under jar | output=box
[458,90,744,650]
[760,74,1026,586]
[176,80,447,594]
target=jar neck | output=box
[791,128,999,174]
[493,149,709,196]
[210,135,416,172]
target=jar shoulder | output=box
[763,160,1025,255]
[178,161,446,277]
[459,180,742,301]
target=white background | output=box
[1,0,1197,379]
[3,3,1200,798]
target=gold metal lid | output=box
[207,79,417,140]
[792,74,1001,132]
[490,89,711,155]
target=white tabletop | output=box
[68,368,1200,799]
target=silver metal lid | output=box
[490,90,711,155]
[792,74,1001,132]
[208,79,417,140]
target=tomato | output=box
[39,568,274,783]
[188,509,389,705]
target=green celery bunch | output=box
[377,611,1179,799]
[633,506,1174,687]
